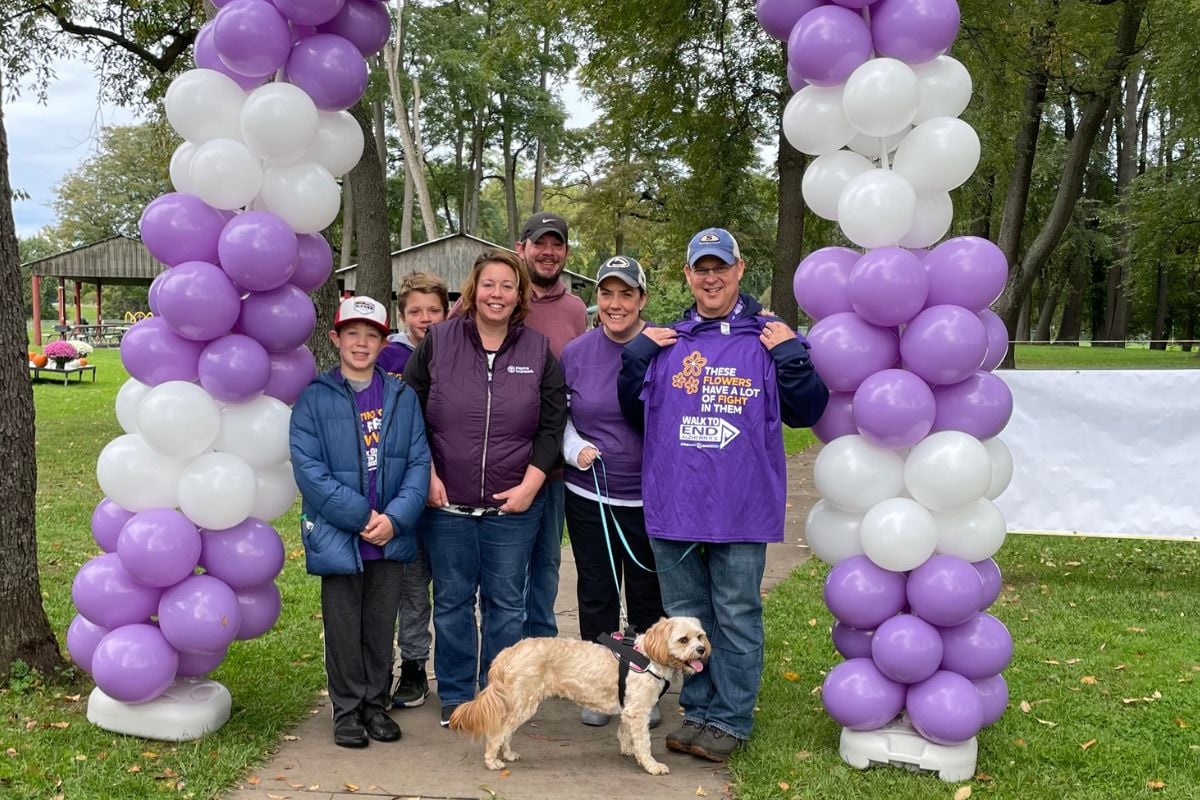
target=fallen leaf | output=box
[1147,780,1165,791]
[1174,718,1189,729]
[127,766,141,773]
[974,772,993,782]
[796,750,812,760]
[1081,676,1097,685]
[1042,659,1060,665]
[74,755,87,762]
[154,768,178,779]
[1035,718,1057,727]
[266,794,289,800]
[500,770,511,778]
[307,786,319,791]
[283,735,300,741]
[953,787,972,800]
[1127,627,1146,633]
[1114,664,1127,671]
[1080,739,1097,750]
[48,722,69,729]
[695,787,708,797]
[807,619,818,627]
[64,694,81,702]
[344,783,359,792]
[1066,658,1080,665]
[247,776,261,785]
[289,783,305,789]
[783,671,800,682]
[272,775,287,781]
[1019,700,1032,713]
[5,748,16,757]
[142,751,159,759]
[1014,738,1027,747]
[24,721,36,731]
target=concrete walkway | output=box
[225,449,818,800]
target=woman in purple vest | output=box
[402,250,567,728]
[560,256,665,728]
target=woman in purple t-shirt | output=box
[560,256,665,728]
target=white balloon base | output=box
[87,678,232,741]
[839,716,977,782]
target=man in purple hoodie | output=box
[515,212,588,638]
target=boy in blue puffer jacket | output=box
[290,296,431,749]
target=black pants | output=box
[564,490,664,643]
[321,559,404,723]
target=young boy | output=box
[290,296,431,748]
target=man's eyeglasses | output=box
[688,263,736,278]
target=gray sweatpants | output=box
[395,536,432,663]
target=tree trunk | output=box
[467,118,485,235]
[1103,63,1141,345]
[1057,258,1087,345]
[968,172,993,240]
[1016,288,1031,342]
[996,0,1147,363]
[400,79,422,249]
[383,2,438,242]
[1034,277,1063,342]
[348,101,394,307]
[772,61,802,329]
[532,27,550,214]
[1184,264,1197,353]
[1149,260,1169,349]
[500,101,520,246]
[0,72,67,679]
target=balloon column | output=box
[68,0,389,719]
[757,0,1015,757]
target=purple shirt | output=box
[377,341,413,376]
[346,371,385,560]
[561,327,644,500]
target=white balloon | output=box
[912,56,973,124]
[115,378,151,435]
[904,431,992,512]
[137,381,222,459]
[933,498,1007,562]
[164,68,245,144]
[240,82,320,163]
[213,395,293,469]
[847,127,908,161]
[177,452,257,530]
[804,500,865,565]
[259,161,341,234]
[813,435,906,512]
[169,142,198,195]
[96,434,185,512]
[899,192,953,248]
[892,116,981,195]
[802,150,873,221]
[860,497,938,572]
[837,169,917,249]
[252,461,299,521]
[842,58,920,138]
[782,84,857,156]
[189,138,264,210]
[982,437,1014,500]
[303,110,364,177]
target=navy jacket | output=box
[619,293,829,432]
[289,367,431,576]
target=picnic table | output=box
[69,323,130,346]
[30,364,97,386]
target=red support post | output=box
[57,278,66,325]
[73,281,82,326]
[95,280,103,325]
[32,274,43,346]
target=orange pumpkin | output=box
[78,358,88,367]
[32,353,48,368]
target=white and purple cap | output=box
[687,227,741,266]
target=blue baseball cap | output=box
[687,227,741,266]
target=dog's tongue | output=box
[689,659,704,673]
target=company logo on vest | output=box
[678,416,740,449]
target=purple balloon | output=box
[870,0,961,65]
[832,0,874,6]
[852,368,935,448]
[264,345,318,405]
[824,555,908,629]
[116,509,203,589]
[832,622,876,659]
[932,370,1013,439]
[156,260,243,342]
[200,518,286,590]
[66,614,111,675]
[175,645,229,678]
[848,247,929,327]
[71,553,163,630]
[906,670,983,745]
[158,574,243,656]
[978,309,1009,370]
[194,20,268,90]
[120,317,205,386]
[239,284,317,353]
[899,304,987,386]
[973,558,1002,611]
[822,657,906,730]
[939,613,1014,680]
[973,672,1008,727]
[285,33,370,111]
[757,0,827,41]
[807,312,900,393]
[812,390,856,443]
[198,334,273,403]
[139,193,227,267]
[907,555,984,627]
[786,61,807,92]
[92,624,179,704]
[218,211,300,293]
[316,0,391,56]
[274,0,346,26]
[291,233,334,291]
[213,0,293,78]
[794,246,857,321]
[924,237,1009,312]
[871,613,943,684]
[92,497,134,553]
[787,6,873,87]
[147,269,168,315]
[235,582,283,640]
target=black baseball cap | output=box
[520,212,568,244]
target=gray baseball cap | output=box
[595,256,646,292]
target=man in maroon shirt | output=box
[515,212,587,638]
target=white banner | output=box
[995,370,1200,540]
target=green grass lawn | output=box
[1014,343,1200,369]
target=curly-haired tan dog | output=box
[449,616,709,775]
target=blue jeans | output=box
[523,480,564,638]
[422,497,543,708]
[649,539,767,740]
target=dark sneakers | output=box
[363,707,402,742]
[664,718,706,753]
[392,660,430,708]
[440,704,460,728]
[333,715,369,748]
[688,724,746,763]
